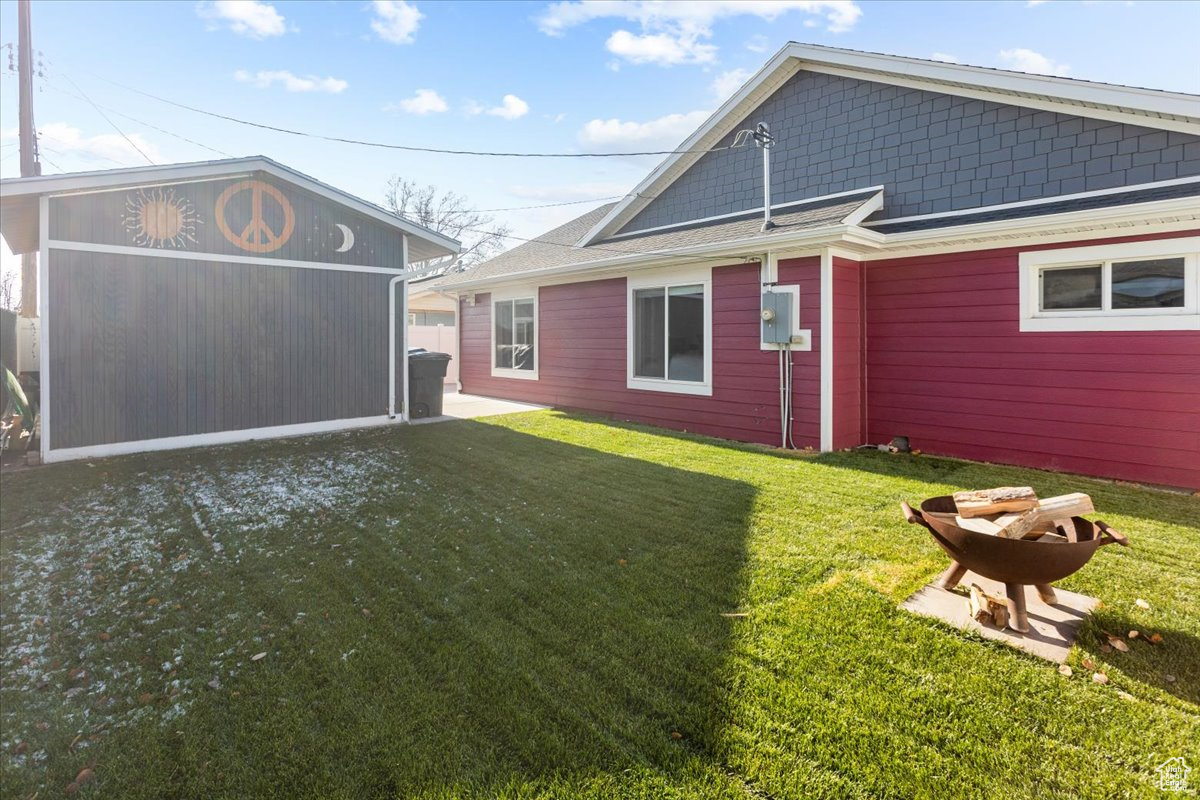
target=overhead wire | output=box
[84,72,748,159]
[56,72,155,165]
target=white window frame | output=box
[627,265,713,396]
[490,287,539,380]
[1019,237,1200,332]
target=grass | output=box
[1,410,1197,799]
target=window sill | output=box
[627,377,712,396]
[1020,312,1200,332]
[491,367,539,380]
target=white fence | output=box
[408,324,458,386]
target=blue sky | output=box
[1,0,1198,269]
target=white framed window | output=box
[491,289,538,379]
[1019,237,1199,332]
[627,266,712,396]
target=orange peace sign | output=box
[215,180,296,253]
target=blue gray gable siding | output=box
[620,70,1200,235]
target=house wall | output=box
[623,70,1200,233]
[47,249,402,450]
[459,258,823,447]
[864,231,1200,489]
[832,255,866,449]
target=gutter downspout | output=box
[388,234,409,420]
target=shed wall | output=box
[864,231,1200,488]
[47,248,401,450]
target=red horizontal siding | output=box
[865,230,1200,489]
[459,259,822,448]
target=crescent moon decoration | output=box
[334,223,355,253]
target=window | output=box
[492,292,537,379]
[410,310,456,326]
[628,268,712,395]
[1019,238,1199,332]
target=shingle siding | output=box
[622,71,1200,234]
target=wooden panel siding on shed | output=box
[864,230,1200,489]
[47,249,401,450]
[458,258,824,447]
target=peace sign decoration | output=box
[215,180,296,253]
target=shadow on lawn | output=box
[0,419,759,799]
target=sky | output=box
[1,0,1198,277]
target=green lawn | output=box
[1,411,1197,799]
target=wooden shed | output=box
[0,157,460,462]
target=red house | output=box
[439,44,1200,490]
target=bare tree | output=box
[384,178,511,275]
[0,262,20,314]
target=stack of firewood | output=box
[951,486,1094,542]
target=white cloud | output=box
[198,0,287,38]
[388,88,448,115]
[371,0,422,44]
[490,94,531,120]
[1026,0,1048,6]
[36,122,162,165]
[605,29,717,66]
[998,48,1070,76]
[745,34,770,53]
[711,68,752,101]
[930,52,960,63]
[578,109,712,153]
[537,1,861,66]
[234,70,348,93]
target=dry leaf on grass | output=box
[1116,691,1134,701]
[1135,598,1150,610]
[670,731,683,740]
[1099,643,1113,654]
[1082,657,1097,670]
[98,632,111,642]
[1105,635,1129,653]
[1165,674,1177,683]
[1128,630,1139,639]
[1057,665,1073,677]
[1149,632,1164,644]
[251,652,267,662]
[1092,672,1109,685]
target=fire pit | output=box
[901,496,1128,633]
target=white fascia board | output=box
[788,43,1200,123]
[869,196,1200,256]
[445,224,879,292]
[841,191,885,226]
[0,156,461,258]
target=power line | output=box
[89,73,747,159]
[58,72,154,165]
[45,82,233,158]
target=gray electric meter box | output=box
[761,291,793,344]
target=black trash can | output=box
[407,350,452,418]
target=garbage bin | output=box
[407,350,452,418]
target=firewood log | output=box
[953,487,1038,518]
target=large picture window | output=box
[628,269,712,395]
[492,293,537,378]
[1019,238,1199,332]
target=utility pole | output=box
[17,0,40,317]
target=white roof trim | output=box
[0,156,462,256]
[578,42,1200,247]
[603,185,884,240]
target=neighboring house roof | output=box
[579,42,1200,247]
[0,156,461,262]
[435,189,882,289]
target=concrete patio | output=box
[409,392,547,425]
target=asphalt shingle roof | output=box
[437,191,877,287]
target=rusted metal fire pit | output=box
[901,496,1128,633]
